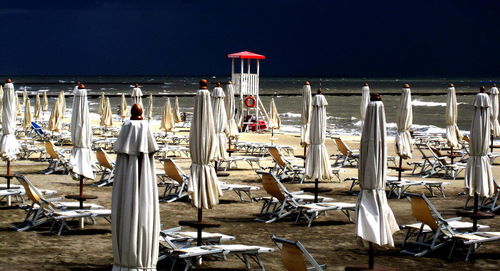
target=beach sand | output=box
[0,124,499,271]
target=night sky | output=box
[1,0,499,77]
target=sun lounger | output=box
[271,235,327,271]
[386,176,449,198]
[464,179,500,212]
[401,193,494,260]
[267,146,304,182]
[12,175,109,234]
[159,227,272,271]
[219,156,263,170]
[38,141,71,174]
[332,136,359,167]
[295,202,356,227]
[158,158,259,202]
[93,148,115,187]
[257,172,333,223]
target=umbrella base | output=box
[217,172,230,177]
[178,220,221,229]
[345,265,396,271]
[456,209,495,220]
[301,187,332,193]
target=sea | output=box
[9,76,498,137]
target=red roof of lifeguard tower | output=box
[227,51,266,60]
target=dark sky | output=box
[1,0,499,77]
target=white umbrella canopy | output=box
[1,81,20,160]
[100,97,113,127]
[465,92,495,197]
[489,85,500,137]
[70,87,95,180]
[360,83,370,123]
[145,94,153,121]
[42,90,48,112]
[172,96,182,123]
[212,86,228,161]
[58,91,66,118]
[120,93,128,119]
[304,94,332,181]
[23,97,32,130]
[131,85,143,106]
[445,84,462,148]
[160,98,175,132]
[188,86,222,209]
[395,85,413,159]
[48,98,62,132]
[112,111,160,271]
[224,82,239,138]
[300,82,312,147]
[268,98,281,129]
[0,85,4,122]
[34,93,41,119]
[356,96,399,247]
[98,92,105,116]
[15,93,21,116]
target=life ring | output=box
[244,96,256,108]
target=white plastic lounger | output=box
[296,202,356,227]
[219,182,260,202]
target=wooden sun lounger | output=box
[271,235,327,271]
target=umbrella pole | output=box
[79,175,84,209]
[197,207,203,246]
[473,192,479,231]
[314,178,319,203]
[368,242,375,269]
[450,146,454,164]
[6,160,11,206]
[398,157,403,182]
[491,135,494,153]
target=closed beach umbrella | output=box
[160,98,174,132]
[42,91,48,112]
[188,82,222,209]
[1,80,20,160]
[100,97,113,127]
[225,82,239,138]
[98,92,105,116]
[0,85,4,122]
[48,98,62,132]
[396,84,413,159]
[173,96,182,123]
[145,94,153,121]
[34,93,41,119]
[489,85,500,137]
[15,93,21,116]
[445,84,462,148]
[212,85,228,161]
[465,90,494,197]
[22,89,28,108]
[131,84,143,106]
[112,105,160,271]
[268,98,281,137]
[120,93,128,119]
[23,97,32,130]
[70,85,95,180]
[300,82,312,147]
[59,91,66,118]
[305,93,332,194]
[356,94,399,248]
[360,83,370,122]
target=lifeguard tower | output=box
[227,51,268,131]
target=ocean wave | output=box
[282,112,301,118]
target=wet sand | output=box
[0,127,499,271]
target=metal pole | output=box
[79,175,84,209]
[473,193,479,231]
[197,208,202,247]
[314,178,319,203]
[398,156,403,182]
[368,242,375,269]
[6,160,11,206]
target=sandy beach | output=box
[0,121,499,271]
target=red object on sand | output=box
[227,51,266,59]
